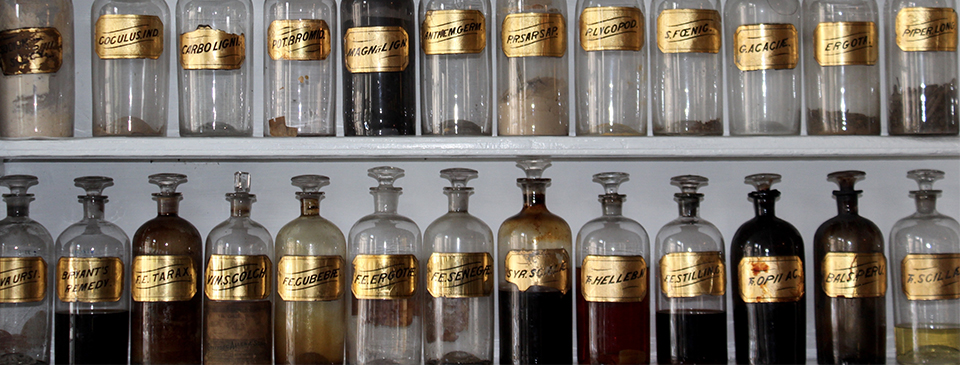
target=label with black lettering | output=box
[277,255,343,301]
[132,255,196,302]
[504,249,570,293]
[421,10,486,55]
[94,15,164,59]
[813,22,877,66]
[821,252,886,298]
[733,23,798,71]
[267,19,330,61]
[57,257,123,302]
[580,255,647,302]
[896,7,957,52]
[901,253,960,300]
[0,27,63,75]
[657,9,721,53]
[204,255,270,301]
[659,251,725,298]
[426,252,493,298]
[179,25,245,70]
[738,256,804,303]
[343,26,409,73]
[0,257,46,303]
[501,13,566,57]
[351,254,418,299]
[579,7,644,52]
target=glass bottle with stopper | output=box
[655,175,727,364]
[423,168,495,365]
[890,169,960,364]
[498,158,572,364]
[0,175,53,364]
[131,173,202,364]
[203,172,274,363]
[730,173,806,364]
[814,171,886,364]
[576,172,650,364]
[55,176,130,364]
[347,166,422,364]
[275,174,346,364]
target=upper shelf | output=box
[0,136,957,161]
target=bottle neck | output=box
[677,195,701,218]
[915,193,938,215]
[373,189,400,214]
[520,180,548,207]
[602,200,622,216]
[447,190,470,213]
[301,197,320,216]
[4,196,31,218]
[82,197,106,220]
[835,193,859,215]
[231,197,252,217]
[750,195,777,217]
[156,195,181,216]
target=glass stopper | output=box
[744,173,781,191]
[670,175,708,194]
[234,171,251,193]
[0,175,38,196]
[516,157,552,179]
[149,173,188,194]
[827,170,865,192]
[593,172,629,195]
[291,175,330,192]
[368,166,405,188]
[74,176,114,196]
[440,168,478,189]
[907,169,945,191]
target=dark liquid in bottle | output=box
[655,309,727,364]
[55,310,129,365]
[575,269,649,364]
[132,299,202,364]
[204,300,272,364]
[498,287,572,365]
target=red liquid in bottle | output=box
[575,269,650,364]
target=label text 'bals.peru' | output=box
[821,252,886,298]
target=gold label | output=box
[421,10,486,55]
[277,255,343,301]
[94,15,164,60]
[821,252,887,298]
[813,22,877,66]
[179,26,245,70]
[267,19,330,61]
[579,7,644,52]
[501,13,566,57]
[504,249,570,294]
[0,27,62,75]
[580,255,647,302]
[733,24,798,71]
[896,8,958,52]
[659,252,726,298]
[204,255,270,301]
[738,256,804,303]
[343,26,409,73]
[132,255,197,302]
[902,254,960,300]
[351,254,418,299]
[56,257,123,303]
[0,257,46,303]
[657,9,721,54]
[426,252,493,298]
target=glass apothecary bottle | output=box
[264,0,337,137]
[890,169,960,364]
[0,175,52,364]
[730,174,806,364]
[54,176,130,364]
[655,175,727,364]
[803,0,880,135]
[91,0,169,136]
[347,167,422,364]
[499,158,572,364]
[0,0,74,138]
[885,0,959,135]
[275,175,346,364]
[422,168,494,364]
[575,0,645,135]
[203,172,273,363]
[724,0,801,135]
[131,173,202,364]
[497,0,569,135]
[576,172,649,364]
[176,0,253,136]
[651,0,722,135]
[813,171,886,364]
[341,0,417,136]
[420,0,492,136]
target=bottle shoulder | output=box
[576,217,650,257]
[55,220,130,258]
[205,217,274,256]
[653,0,720,12]
[420,0,491,13]
[0,219,54,256]
[655,218,725,255]
[92,0,170,18]
[132,215,203,254]
[731,216,804,256]
[813,214,884,253]
[423,212,494,252]
[276,216,346,256]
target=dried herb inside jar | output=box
[889,78,959,135]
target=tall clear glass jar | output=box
[651,0,723,135]
[0,0,74,138]
[91,0,170,136]
[54,176,130,364]
[274,175,346,364]
[497,0,569,135]
[419,0,492,135]
[885,0,959,135]
[347,167,422,365]
[575,0,646,135]
[803,0,880,135]
[176,0,253,136]
[890,169,960,364]
[655,175,727,364]
[724,0,801,135]
[0,175,53,364]
[264,0,337,137]
[203,172,274,363]
[422,168,494,364]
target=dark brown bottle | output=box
[131,174,202,364]
[730,174,806,365]
[814,171,886,364]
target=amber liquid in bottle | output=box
[576,269,649,364]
